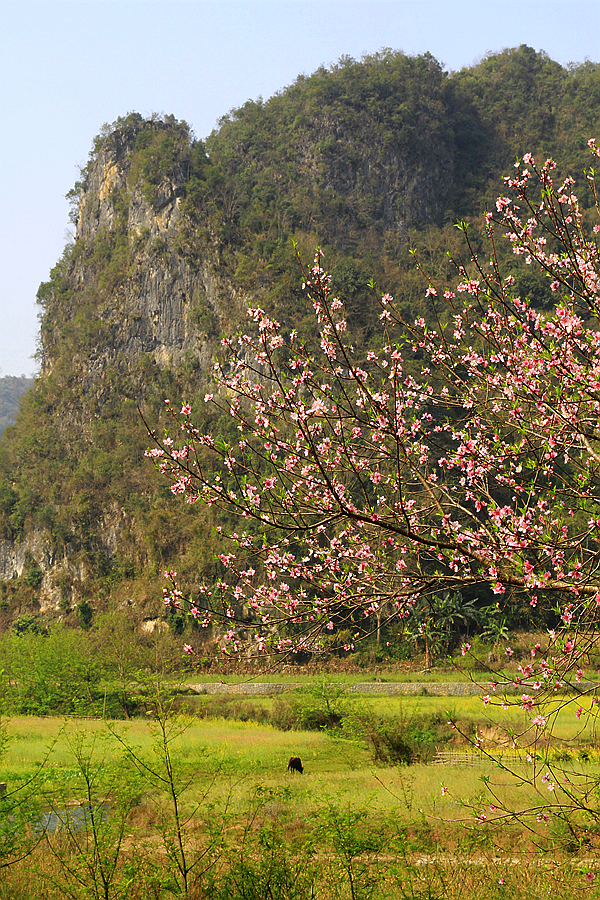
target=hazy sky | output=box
[2,0,598,376]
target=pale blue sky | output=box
[1,0,598,376]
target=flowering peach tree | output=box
[146,142,600,840]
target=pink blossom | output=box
[145,149,600,835]
[308,398,328,416]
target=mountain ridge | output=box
[1,45,599,631]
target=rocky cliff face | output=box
[0,118,235,613]
[298,108,454,236]
[0,91,457,617]
[43,121,232,383]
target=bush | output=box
[271,683,349,732]
[347,709,449,765]
[76,599,93,628]
[196,695,272,725]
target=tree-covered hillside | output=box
[1,45,599,634]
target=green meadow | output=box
[2,686,600,899]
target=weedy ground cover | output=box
[2,708,599,827]
[5,685,600,783]
[3,691,600,899]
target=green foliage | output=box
[45,729,143,900]
[271,681,348,731]
[0,627,101,716]
[0,616,193,719]
[199,46,600,298]
[3,705,600,896]
[207,50,451,246]
[215,804,316,900]
[76,599,93,629]
[130,117,198,209]
[110,686,225,898]
[0,782,44,873]
[313,803,385,900]
[21,552,43,589]
[405,591,487,665]
[348,709,449,766]
[10,614,43,635]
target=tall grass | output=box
[2,714,598,833]
[3,706,600,898]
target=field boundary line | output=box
[186,681,600,696]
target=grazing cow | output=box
[287,756,304,775]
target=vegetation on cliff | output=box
[1,45,600,640]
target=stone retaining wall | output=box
[189,682,299,695]
[187,681,599,696]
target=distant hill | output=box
[0,376,34,438]
[1,45,599,626]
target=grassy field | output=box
[5,688,600,790]
[2,687,600,898]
